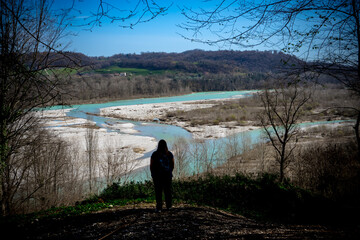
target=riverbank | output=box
[37,109,158,174]
[100,99,261,139]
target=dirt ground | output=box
[7,203,358,240]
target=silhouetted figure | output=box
[150,139,174,212]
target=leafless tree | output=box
[0,0,75,215]
[256,141,270,174]
[67,0,171,29]
[189,139,205,177]
[85,124,98,194]
[233,131,252,172]
[101,140,138,185]
[172,137,190,179]
[180,1,358,69]
[0,0,170,215]
[25,131,71,211]
[224,132,241,159]
[259,80,311,182]
[201,139,220,174]
[292,141,359,200]
[62,146,86,206]
[1,124,83,214]
[180,0,360,159]
[103,143,120,186]
[187,138,221,176]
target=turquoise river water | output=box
[47,91,352,181]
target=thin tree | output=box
[259,81,311,182]
[180,0,360,158]
[172,137,189,179]
[85,123,98,194]
[0,0,169,215]
[0,0,73,216]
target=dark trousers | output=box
[153,176,172,210]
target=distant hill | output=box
[49,49,302,74]
[106,50,302,74]
[42,50,337,104]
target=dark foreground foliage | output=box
[98,173,359,224]
[2,174,359,239]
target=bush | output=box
[171,173,327,222]
[293,141,360,202]
[212,119,220,125]
[11,173,348,224]
[99,181,154,201]
[96,173,336,223]
[225,114,237,121]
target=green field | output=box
[40,67,80,76]
[39,66,173,76]
[95,66,167,75]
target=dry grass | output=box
[168,95,263,126]
[72,123,101,129]
[168,86,358,127]
[133,147,146,154]
[210,122,359,201]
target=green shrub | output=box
[100,181,154,201]
[7,174,339,224]
[96,173,333,223]
[225,114,237,121]
[213,119,220,125]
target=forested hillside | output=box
[49,50,335,104]
[54,49,299,73]
[95,50,300,73]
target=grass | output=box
[39,67,81,76]
[0,197,150,225]
[168,87,358,127]
[94,66,169,75]
[96,173,356,224]
[100,173,345,223]
[1,173,348,225]
[170,97,261,126]
[41,65,177,77]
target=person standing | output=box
[150,139,174,212]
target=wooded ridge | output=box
[49,49,302,74]
[43,50,340,104]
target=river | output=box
[45,90,353,182]
[53,90,258,143]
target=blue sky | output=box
[48,1,351,64]
[53,0,262,57]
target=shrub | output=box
[213,119,220,125]
[225,114,237,121]
[100,173,336,222]
[293,141,360,202]
[99,181,154,201]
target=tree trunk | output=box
[1,157,10,216]
[279,161,284,183]
[355,110,360,162]
[0,118,10,215]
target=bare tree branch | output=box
[259,80,311,182]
